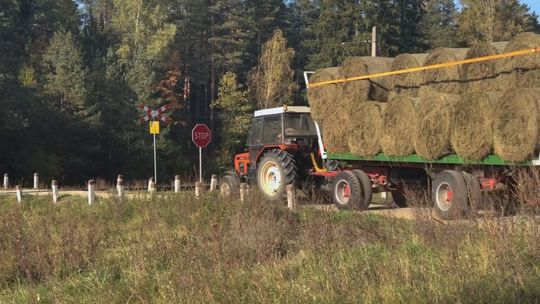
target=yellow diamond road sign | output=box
[149,121,160,134]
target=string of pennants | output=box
[138,103,173,125]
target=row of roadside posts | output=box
[4,173,297,210]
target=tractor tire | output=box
[332,171,369,211]
[462,172,481,215]
[351,169,373,210]
[220,173,240,198]
[257,149,298,201]
[431,170,469,220]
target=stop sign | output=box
[192,124,212,148]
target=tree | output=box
[212,72,253,167]
[421,0,459,48]
[459,0,540,44]
[42,30,88,117]
[249,29,296,109]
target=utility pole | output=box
[371,26,377,57]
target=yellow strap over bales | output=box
[307,48,540,89]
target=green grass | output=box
[0,192,538,303]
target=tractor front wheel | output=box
[257,149,298,201]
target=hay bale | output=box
[380,94,419,156]
[493,88,540,162]
[347,101,386,157]
[450,91,500,160]
[490,41,508,52]
[460,42,501,93]
[500,32,540,88]
[341,57,394,102]
[414,89,459,160]
[422,48,469,94]
[319,106,350,153]
[390,54,427,96]
[307,67,342,123]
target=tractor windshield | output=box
[283,113,317,138]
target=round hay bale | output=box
[500,32,540,88]
[380,94,419,156]
[390,54,426,96]
[461,42,501,93]
[347,101,386,157]
[414,89,459,160]
[422,48,468,94]
[320,106,350,153]
[307,67,342,123]
[493,88,540,162]
[451,91,500,160]
[341,56,394,102]
[490,41,508,52]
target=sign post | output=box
[150,121,160,183]
[192,124,212,183]
[138,103,173,186]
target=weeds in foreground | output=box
[0,187,538,303]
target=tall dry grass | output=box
[0,184,538,303]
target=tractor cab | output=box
[222,106,322,200]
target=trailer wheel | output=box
[332,171,368,211]
[391,187,408,208]
[257,149,298,201]
[220,174,240,198]
[432,170,468,220]
[462,172,481,214]
[351,169,373,209]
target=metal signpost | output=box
[138,103,174,184]
[192,124,212,183]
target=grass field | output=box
[0,181,539,303]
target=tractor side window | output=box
[262,115,282,144]
[249,117,263,146]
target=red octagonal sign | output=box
[192,124,212,148]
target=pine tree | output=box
[249,29,297,109]
[42,30,88,117]
[421,0,459,48]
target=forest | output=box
[1,0,539,184]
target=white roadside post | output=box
[52,180,59,203]
[117,175,125,199]
[88,180,96,205]
[174,175,181,193]
[240,183,248,202]
[148,177,156,193]
[287,184,297,210]
[210,174,218,192]
[3,173,8,189]
[195,181,203,198]
[16,185,22,203]
[33,173,39,190]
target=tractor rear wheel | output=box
[257,149,298,201]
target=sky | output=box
[521,0,540,15]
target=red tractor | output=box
[220,106,334,201]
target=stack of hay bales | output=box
[308,32,540,162]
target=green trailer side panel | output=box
[327,152,532,166]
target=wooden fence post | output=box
[174,175,181,193]
[16,185,22,203]
[88,180,95,205]
[287,184,297,210]
[52,180,59,203]
[116,175,125,198]
[210,174,218,191]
